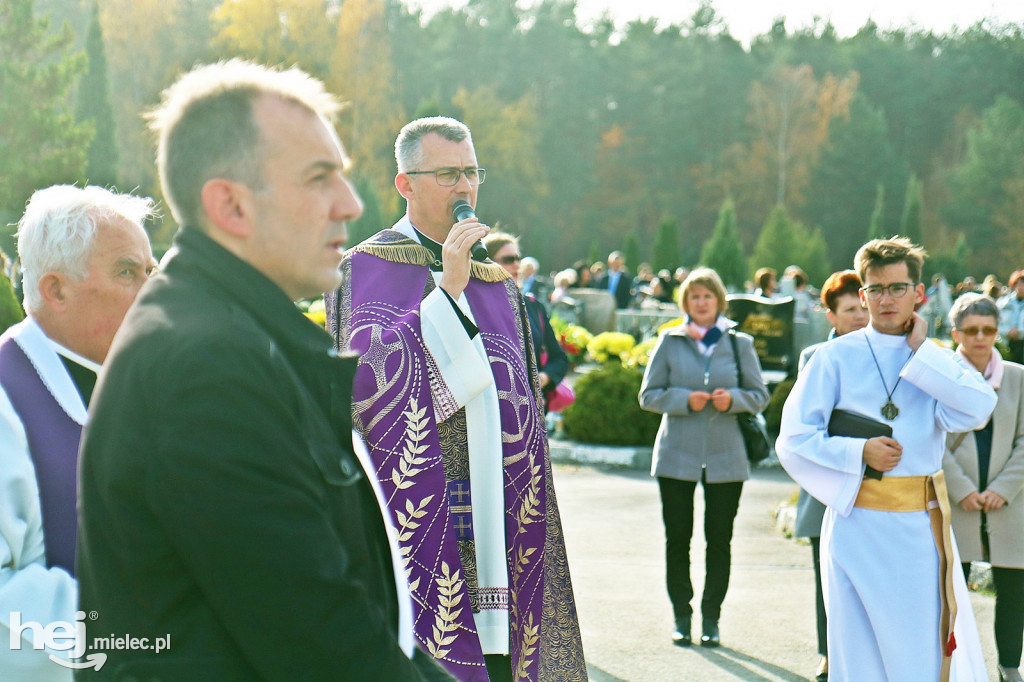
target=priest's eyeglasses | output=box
[861,282,915,300]
[405,167,486,186]
[958,325,998,337]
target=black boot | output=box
[700,619,720,647]
[671,618,692,647]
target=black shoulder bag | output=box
[727,329,771,465]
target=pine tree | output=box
[868,183,888,240]
[800,226,832,288]
[750,205,799,277]
[75,1,118,188]
[749,205,832,287]
[0,0,91,213]
[926,233,972,286]
[622,230,640,273]
[700,198,747,290]
[899,173,923,245]
[650,217,680,273]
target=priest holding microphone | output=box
[327,117,586,681]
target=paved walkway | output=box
[553,463,1000,681]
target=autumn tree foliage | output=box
[100,0,217,231]
[212,0,334,72]
[728,66,858,240]
[4,0,1024,276]
[329,0,406,220]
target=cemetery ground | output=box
[552,461,999,682]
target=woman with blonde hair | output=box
[639,267,770,648]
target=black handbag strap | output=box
[727,328,744,389]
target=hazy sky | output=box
[410,0,1024,45]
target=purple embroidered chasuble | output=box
[0,337,81,575]
[327,229,586,681]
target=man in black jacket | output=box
[596,251,633,309]
[76,59,449,681]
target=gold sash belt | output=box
[854,471,957,682]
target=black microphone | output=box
[452,200,490,262]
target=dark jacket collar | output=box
[165,227,335,357]
[411,227,444,271]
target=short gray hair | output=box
[18,185,155,313]
[394,117,472,173]
[948,292,1000,330]
[149,59,342,229]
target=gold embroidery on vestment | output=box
[348,235,512,283]
[427,561,465,661]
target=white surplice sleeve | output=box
[900,340,997,433]
[776,350,868,517]
[0,387,75,681]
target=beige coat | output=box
[943,361,1024,568]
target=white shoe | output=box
[815,656,828,681]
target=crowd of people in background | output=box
[0,58,1022,682]
[509,247,1024,364]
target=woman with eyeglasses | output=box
[483,232,569,413]
[942,293,1024,682]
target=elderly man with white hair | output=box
[518,255,539,294]
[0,184,155,679]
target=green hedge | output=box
[561,363,661,446]
[764,377,794,436]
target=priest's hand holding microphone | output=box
[439,200,490,300]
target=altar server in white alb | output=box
[777,237,997,682]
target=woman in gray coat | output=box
[639,267,770,649]
[942,293,1024,682]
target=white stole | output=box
[397,217,510,654]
